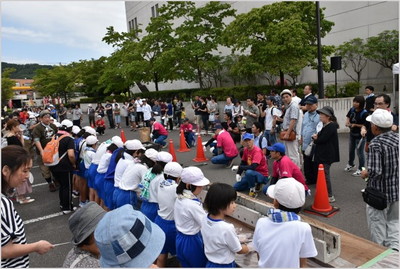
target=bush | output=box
[79,97,102,103]
[343,81,362,97]
[103,95,129,103]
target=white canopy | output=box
[393,63,399,74]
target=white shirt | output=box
[147,173,164,203]
[114,154,134,187]
[97,152,112,173]
[292,96,302,105]
[119,163,148,192]
[142,104,152,120]
[135,99,143,112]
[201,216,242,264]
[174,192,206,235]
[92,141,110,165]
[264,106,282,131]
[253,216,317,268]
[83,147,96,169]
[157,179,178,220]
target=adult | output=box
[49,105,58,121]
[210,123,238,168]
[243,97,260,132]
[260,96,282,147]
[364,86,376,114]
[232,99,244,119]
[95,103,105,118]
[113,103,121,129]
[280,89,301,167]
[135,96,144,127]
[344,96,367,176]
[1,146,54,267]
[72,104,83,128]
[198,96,209,135]
[360,109,398,250]
[32,110,58,192]
[174,97,184,127]
[301,96,321,185]
[152,99,162,123]
[141,99,153,127]
[58,103,67,121]
[224,97,234,115]
[270,89,282,109]
[166,99,174,131]
[299,85,314,113]
[291,89,302,105]
[127,99,137,131]
[312,106,340,203]
[121,101,129,127]
[180,118,195,147]
[256,93,267,125]
[234,133,269,195]
[150,117,168,148]
[104,101,115,129]
[87,104,96,127]
[207,96,218,130]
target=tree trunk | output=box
[154,72,159,92]
[280,70,285,90]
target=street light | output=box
[316,1,324,98]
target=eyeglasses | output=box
[374,102,385,106]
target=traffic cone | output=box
[169,139,177,162]
[193,135,208,162]
[120,129,127,143]
[304,164,339,217]
[177,130,190,152]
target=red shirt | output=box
[96,119,106,128]
[153,122,168,136]
[180,123,193,133]
[272,155,309,190]
[217,130,238,158]
[242,146,268,177]
[19,112,28,124]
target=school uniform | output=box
[95,152,112,200]
[82,147,96,185]
[88,141,110,190]
[174,190,208,267]
[140,169,163,222]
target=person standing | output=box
[198,96,209,135]
[224,97,234,115]
[191,95,202,134]
[72,104,83,128]
[121,101,129,127]
[256,93,267,126]
[243,97,260,133]
[104,101,114,129]
[58,103,67,121]
[260,96,282,147]
[87,104,96,127]
[364,86,376,114]
[135,97,144,127]
[113,103,121,129]
[142,99,153,127]
[299,85,314,113]
[360,109,398,251]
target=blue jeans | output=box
[264,130,277,146]
[154,135,168,146]
[211,153,236,165]
[234,170,268,191]
[348,135,365,170]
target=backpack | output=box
[42,134,69,166]
[350,107,368,119]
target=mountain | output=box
[1,62,54,79]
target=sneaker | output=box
[255,183,262,192]
[79,201,89,207]
[352,169,362,177]
[226,159,234,169]
[62,206,78,215]
[361,188,365,193]
[49,183,57,192]
[162,144,168,149]
[72,190,80,198]
[329,196,336,203]
[344,164,355,171]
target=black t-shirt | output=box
[105,104,113,115]
[194,100,202,115]
[346,108,367,137]
[50,134,75,172]
[199,103,209,116]
[6,136,22,147]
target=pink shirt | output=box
[242,146,269,177]
[216,130,238,158]
[272,155,309,190]
[153,122,168,136]
[180,123,193,133]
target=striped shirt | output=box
[367,131,399,203]
[1,194,29,268]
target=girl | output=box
[95,115,106,135]
[202,183,250,267]
[1,146,54,267]
[154,162,183,267]
[82,135,98,203]
[174,166,210,268]
[140,151,173,222]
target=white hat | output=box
[164,162,183,178]
[181,166,210,186]
[86,135,98,146]
[88,104,92,107]
[111,136,123,148]
[97,115,102,118]
[72,126,81,135]
[83,126,97,136]
[145,148,158,162]
[61,119,73,128]
[54,121,62,127]
[280,89,292,97]
[366,108,393,128]
[156,152,173,163]
[267,177,305,209]
[124,139,145,151]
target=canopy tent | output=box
[393,63,399,75]
[393,63,399,111]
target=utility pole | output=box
[316,1,324,98]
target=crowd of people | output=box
[1,85,399,268]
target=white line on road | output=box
[23,212,64,225]
[32,182,48,188]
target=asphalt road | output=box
[15,117,370,267]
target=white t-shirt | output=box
[92,141,111,165]
[114,154,134,187]
[174,191,206,235]
[201,216,242,264]
[146,173,164,203]
[264,106,282,131]
[97,152,112,173]
[292,96,302,105]
[142,104,152,121]
[157,179,178,220]
[253,216,317,268]
[83,147,96,169]
[119,163,148,192]
[135,99,143,112]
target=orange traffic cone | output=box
[177,130,190,152]
[304,164,339,217]
[120,129,127,143]
[193,135,208,162]
[169,139,177,162]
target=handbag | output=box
[304,141,314,156]
[209,113,215,122]
[280,130,296,141]
[362,186,387,210]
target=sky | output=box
[1,1,127,65]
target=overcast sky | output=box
[1,1,127,65]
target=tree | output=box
[364,30,399,70]
[223,54,262,86]
[223,2,335,88]
[1,68,15,104]
[336,38,368,83]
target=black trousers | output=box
[303,152,318,184]
[52,171,73,210]
[107,113,115,128]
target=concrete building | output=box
[125,1,399,93]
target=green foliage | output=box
[343,81,362,96]
[1,62,53,79]
[1,68,15,103]
[336,38,367,82]
[364,30,399,70]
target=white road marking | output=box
[23,212,64,225]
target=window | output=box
[128,17,138,35]
[151,4,159,18]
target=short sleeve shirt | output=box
[242,146,268,176]
[282,101,299,130]
[216,130,238,158]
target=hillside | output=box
[1,62,54,79]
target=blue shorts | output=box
[103,179,115,210]
[206,261,236,268]
[140,201,159,222]
[87,164,98,189]
[76,161,86,178]
[154,216,177,255]
[176,231,208,268]
[94,173,106,199]
[113,188,138,209]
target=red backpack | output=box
[42,134,69,166]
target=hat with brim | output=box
[95,204,165,268]
[304,96,318,104]
[39,110,51,117]
[266,177,305,209]
[280,89,292,97]
[181,166,210,186]
[266,142,285,154]
[317,106,334,117]
[366,108,393,128]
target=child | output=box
[253,177,317,268]
[82,135,98,203]
[95,115,106,135]
[181,107,186,122]
[154,162,183,267]
[174,166,210,268]
[202,183,250,267]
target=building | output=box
[10,79,40,107]
[125,1,399,93]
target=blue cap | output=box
[304,95,318,104]
[242,133,254,140]
[267,142,285,153]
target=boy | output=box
[95,115,106,135]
